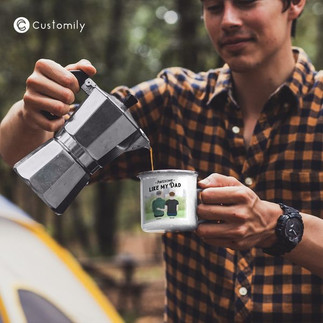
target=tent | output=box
[0,195,123,323]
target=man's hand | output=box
[22,58,96,133]
[196,173,281,250]
[0,58,97,166]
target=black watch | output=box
[263,203,304,256]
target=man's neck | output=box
[232,47,296,116]
[230,47,296,147]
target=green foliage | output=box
[294,0,322,69]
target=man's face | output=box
[202,0,294,72]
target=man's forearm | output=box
[285,213,323,278]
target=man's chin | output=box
[224,57,259,73]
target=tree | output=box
[176,0,201,70]
[316,7,323,69]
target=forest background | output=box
[0,0,322,258]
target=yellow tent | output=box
[0,195,123,323]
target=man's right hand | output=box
[0,58,96,166]
[23,58,96,133]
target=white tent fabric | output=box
[0,195,123,323]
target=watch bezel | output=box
[276,212,303,245]
[262,203,304,256]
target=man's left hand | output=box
[196,173,281,250]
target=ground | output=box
[81,232,165,323]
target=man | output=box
[165,192,179,217]
[152,191,166,217]
[0,0,322,321]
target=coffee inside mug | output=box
[137,169,198,232]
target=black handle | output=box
[70,70,89,88]
[41,70,89,120]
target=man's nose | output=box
[221,3,242,30]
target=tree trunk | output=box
[92,0,127,257]
[104,0,126,88]
[176,0,200,70]
[95,182,122,256]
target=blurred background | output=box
[0,0,322,321]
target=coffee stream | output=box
[150,147,154,171]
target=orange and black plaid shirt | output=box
[97,47,323,322]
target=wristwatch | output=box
[263,203,304,256]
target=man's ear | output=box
[288,0,306,20]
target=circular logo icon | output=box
[13,17,30,33]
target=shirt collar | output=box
[207,64,232,106]
[207,47,317,109]
[283,47,317,108]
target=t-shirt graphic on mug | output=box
[165,192,179,217]
[152,191,166,217]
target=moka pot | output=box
[14,70,150,214]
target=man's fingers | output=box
[198,173,241,188]
[24,90,72,116]
[65,59,97,78]
[200,186,248,205]
[26,73,75,105]
[197,203,232,221]
[35,59,80,93]
[22,104,65,132]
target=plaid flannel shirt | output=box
[95,47,323,322]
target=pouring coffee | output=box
[14,70,150,214]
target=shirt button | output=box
[239,287,248,296]
[244,177,253,186]
[232,126,240,134]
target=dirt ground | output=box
[82,232,165,323]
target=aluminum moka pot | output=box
[14,70,150,214]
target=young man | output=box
[1,0,322,321]
[152,191,166,217]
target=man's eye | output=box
[205,4,223,13]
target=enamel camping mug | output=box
[137,170,199,232]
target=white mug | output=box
[137,169,199,233]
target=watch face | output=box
[285,218,303,243]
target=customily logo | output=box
[13,17,30,33]
[13,17,85,33]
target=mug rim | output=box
[137,169,198,178]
